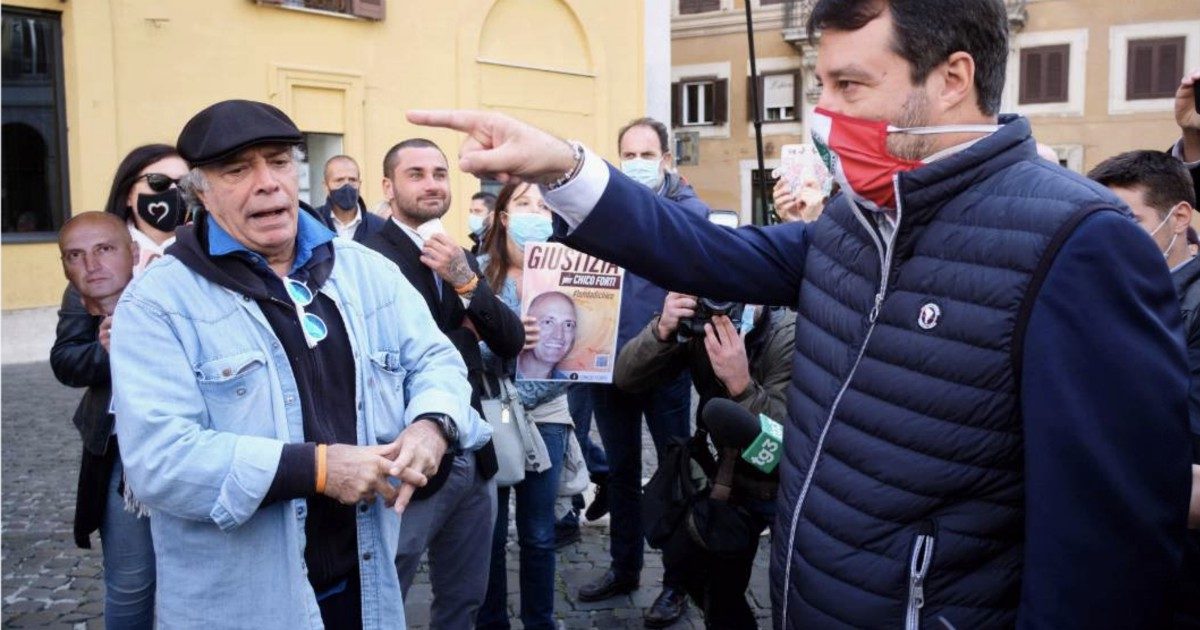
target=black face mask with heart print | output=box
[131,188,186,232]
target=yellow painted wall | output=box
[1,0,644,309]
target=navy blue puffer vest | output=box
[770,116,1118,629]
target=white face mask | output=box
[620,158,664,190]
[1149,209,1179,260]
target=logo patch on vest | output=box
[917,302,942,330]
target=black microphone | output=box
[702,398,761,449]
[702,399,784,474]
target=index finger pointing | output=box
[406,109,486,133]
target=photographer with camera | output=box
[614,292,795,629]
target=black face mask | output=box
[132,188,186,232]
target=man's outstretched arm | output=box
[408,109,807,307]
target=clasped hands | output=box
[320,418,449,515]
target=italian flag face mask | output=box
[809,107,999,212]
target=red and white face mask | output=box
[809,107,999,213]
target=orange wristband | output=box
[454,275,480,295]
[315,444,328,495]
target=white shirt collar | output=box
[331,206,363,239]
[393,217,424,248]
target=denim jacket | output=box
[110,236,488,629]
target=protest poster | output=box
[517,242,623,383]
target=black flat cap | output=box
[177,99,303,167]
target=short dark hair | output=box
[618,117,670,154]
[382,138,447,180]
[471,191,497,210]
[104,144,181,220]
[1088,150,1196,217]
[808,0,1009,116]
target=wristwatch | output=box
[417,413,460,452]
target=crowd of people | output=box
[46,0,1200,628]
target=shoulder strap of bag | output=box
[710,447,740,502]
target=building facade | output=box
[670,0,1198,225]
[1,0,648,309]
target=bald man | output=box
[318,155,385,243]
[52,210,154,626]
[517,291,578,380]
[58,211,139,319]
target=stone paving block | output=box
[7,611,65,627]
[3,364,772,628]
[4,600,43,614]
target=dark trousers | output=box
[661,498,772,630]
[316,571,361,630]
[591,371,691,582]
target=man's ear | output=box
[1172,202,1194,234]
[662,151,675,171]
[936,51,977,114]
[381,177,395,202]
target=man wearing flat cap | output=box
[109,99,487,629]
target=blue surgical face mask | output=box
[621,158,664,190]
[468,214,486,235]
[329,183,359,210]
[508,213,553,249]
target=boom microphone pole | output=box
[744,0,770,225]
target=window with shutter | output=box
[763,71,798,121]
[1127,37,1184,100]
[677,77,726,126]
[1018,44,1069,105]
[679,0,721,15]
[749,71,801,122]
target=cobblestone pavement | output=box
[2,362,771,628]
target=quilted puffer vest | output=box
[770,116,1119,629]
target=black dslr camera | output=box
[676,298,746,341]
[675,209,748,341]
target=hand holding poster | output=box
[518,242,624,383]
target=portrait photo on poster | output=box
[518,242,624,383]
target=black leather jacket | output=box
[50,286,114,456]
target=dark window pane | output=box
[1045,49,1065,101]
[1155,38,1183,96]
[1128,37,1184,100]
[680,0,722,15]
[686,83,700,124]
[704,82,716,124]
[2,7,68,236]
[1019,44,1069,105]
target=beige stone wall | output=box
[1016,0,1195,173]
[673,28,801,214]
[670,0,1197,220]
